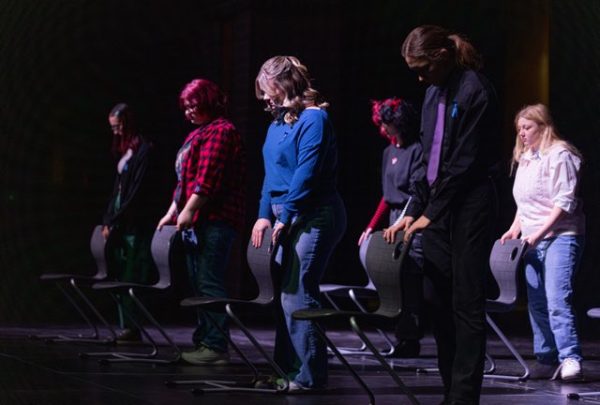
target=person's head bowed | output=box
[401,25,482,86]
[108,103,140,156]
[179,78,228,126]
[371,97,420,145]
[255,55,328,124]
[512,103,582,168]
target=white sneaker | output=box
[557,358,583,381]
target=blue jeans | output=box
[181,221,236,353]
[272,193,346,388]
[524,235,584,364]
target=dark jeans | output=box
[181,221,236,353]
[107,226,154,330]
[422,179,495,404]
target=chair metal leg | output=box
[167,304,289,394]
[350,317,420,405]
[323,291,367,353]
[33,280,116,344]
[81,288,180,365]
[483,313,529,381]
[349,289,396,356]
[312,322,375,405]
[484,352,496,374]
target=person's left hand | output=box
[176,209,194,231]
[271,221,287,247]
[404,215,431,242]
[521,231,543,248]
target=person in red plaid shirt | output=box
[157,78,246,365]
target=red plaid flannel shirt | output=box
[174,117,246,230]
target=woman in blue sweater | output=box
[251,56,346,391]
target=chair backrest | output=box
[150,225,179,289]
[488,239,527,306]
[364,230,412,318]
[246,228,277,305]
[89,225,109,280]
[357,234,376,290]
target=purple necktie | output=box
[427,90,446,185]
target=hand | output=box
[271,221,287,248]
[404,215,431,242]
[521,231,543,248]
[157,213,174,231]
[383,223,402,244]
[358,228,372,246]
[251,218,272,248]
[101,225,110,240]
[500,228,520,244]
[176,209,194,231]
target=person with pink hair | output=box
[158,78,246,365]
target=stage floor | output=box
[1,324,599,404]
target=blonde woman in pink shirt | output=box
[501,103,585,381]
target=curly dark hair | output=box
[371,97,420,144]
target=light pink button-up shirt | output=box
[513,143,585,238]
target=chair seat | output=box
[180,296,268,312]
[320,283,376,297]
[588,308,600,319]
[92,281,162,291]
[292,307,390,323]
[486,300,515,313]
[40,273,102,282]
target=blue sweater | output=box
[258,108,338,225]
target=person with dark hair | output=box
[358,97,426,357]
[103,103,156,343]
[401,25,502,404]
[251,56,346,391]
[501,104,585,381]
[157,78,246,365]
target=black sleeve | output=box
[405,144,427,218]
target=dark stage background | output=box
[1,0,599,335]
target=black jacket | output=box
[103,139,156,232]
[408,68,501,221]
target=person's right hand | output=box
[251,218,272,248]
[500,228,520,244]
[358,228,372,246]
[101,225,110,240]
[157,214,174,231]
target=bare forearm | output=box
[182,193,208,214]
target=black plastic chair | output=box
[483,239,529,381]
[80,225,181,365]
[166,228,289,394]
[319,236,396,355]
[293,230,419,405]
[33,225,117,344]
[567,307,600,400]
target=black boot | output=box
[390,339,420,358]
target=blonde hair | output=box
[255,56,329,124]
[511,103,582,171]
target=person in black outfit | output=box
[358,97,426,357]
[400,25,501,404]
[103,103,156,343]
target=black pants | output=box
[422,179,495,404]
